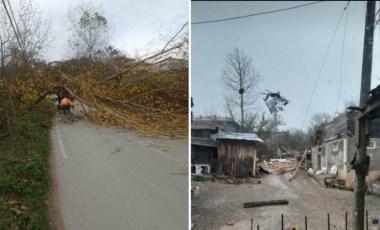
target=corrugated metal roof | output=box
[323,111,359,140]
[211,132,264,142]
[322,111,380,141]
[191,137,217,147]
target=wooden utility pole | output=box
[353,1,376,229]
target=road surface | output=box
[49,117,188,230]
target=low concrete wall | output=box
[344,170,380,188]
[345,170,355,188]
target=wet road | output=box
[50,118,188,230]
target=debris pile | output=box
[260,160,297,175]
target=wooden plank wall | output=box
[217,139,257,177]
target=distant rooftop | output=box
[192,116,239,130]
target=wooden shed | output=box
[212,132,263,178]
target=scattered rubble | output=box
[260,160,297,175]
[227,221,235,226]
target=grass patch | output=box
[191,175,212,181]
[0,99,55,229]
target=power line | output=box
[1,0,29,65]
[300,1,350,130]
[192,1,325,25]
[6,0,26,54]
[334,2,350,117]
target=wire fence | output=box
[250,210,379,230]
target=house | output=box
[191,116,263,177]
[311,111,380,187]
[191,116,239,174]
[212,132,263,177]
[191,116,239,138]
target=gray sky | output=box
[191,1,380,131]
[32,0,188,61]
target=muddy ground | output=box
[192,171,380,230]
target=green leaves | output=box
[79,10,107,28]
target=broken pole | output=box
[257,225,259,230]
[366,210,368,230]
[354,2,375,230]
[346,212,348,230]
[251,218,253,230]
[289,149,308,181]
[243,199,288,208]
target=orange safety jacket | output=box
[60,98,74,107]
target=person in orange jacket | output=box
[59,97,74,120]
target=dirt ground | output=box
[191,171,380,230]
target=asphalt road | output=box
[50,117,189,230]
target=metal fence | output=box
[250,210,378,230]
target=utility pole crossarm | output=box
[358,99,380,120]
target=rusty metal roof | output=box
[211,132,264,142]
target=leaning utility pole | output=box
[353,1,375,229]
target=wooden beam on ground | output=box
[289,149,308,181]
[243,199,289,208]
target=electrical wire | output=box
[192,1,325,25]
[1,0,29,65]
[300,1,350,131]
[1,0,40,91]
[6,0,26,54]
[334,2,350,117]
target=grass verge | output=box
[0,99,55,229]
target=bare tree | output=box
[309,112,332,129]
[13,0,52,62]
[221,47,261,130]
[67,1,111,60]
[0,0,51,64]
[343,97,359,109]
[0,5,14,67]
[0,0,51,139]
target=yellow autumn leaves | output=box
[9,59,188,139]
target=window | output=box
[367,141,376,149]
[332,142,339,151]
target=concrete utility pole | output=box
[353,1,375,229]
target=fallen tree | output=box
[8,23,189,138]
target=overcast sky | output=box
[31,0,188,61]
[191,1,380,131]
